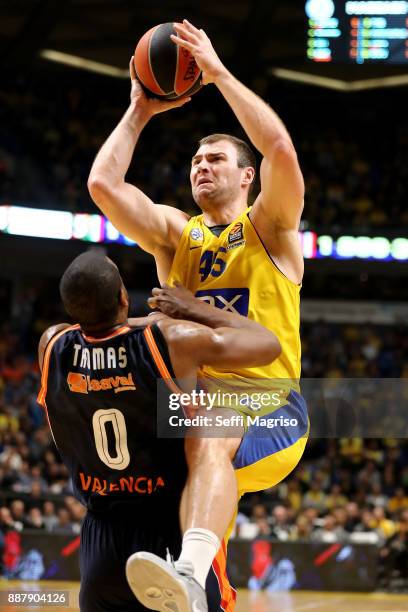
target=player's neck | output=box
[81,314,128,337]
[202,201,248,226]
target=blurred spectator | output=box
[270,505,291,541]
[302,480,327,512]
[388,488,408,513]
[285,480,302,513]
[0,506,22,533]
[354,508,377,535]
[326,484,348,510]
[9,500,27,530]
[344,502,360,532]
[367,483,389,508]
[372,507,397,539]
[289,515,312,541]
[42,501,59,531]
[52,508,75,534]
[311,514,347,543]
[26,507,44,530]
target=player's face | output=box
[190,141,245,208]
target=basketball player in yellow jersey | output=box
[89,20,307,610]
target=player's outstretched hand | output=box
[129,57,191,116]
[171,20,226,85]
[148,283,199,319]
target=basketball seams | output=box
[148,26,168,95]
[173,39,180,95]
[134,25,165,96]
[149,22,177,96]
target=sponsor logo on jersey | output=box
[195,288,249,316]
[226,239,245,251]
[79,472,165,496]
[228,222,244,244]
[67,372,136,394]
[190,227,204,242]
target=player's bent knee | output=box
[185,435,241,464]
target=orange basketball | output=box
[134,22,202,100]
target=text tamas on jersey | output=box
[72,344,127,370]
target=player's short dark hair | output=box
[60,252,123,328]
[198,133,256,172]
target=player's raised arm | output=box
[171,20,304,231]
[150,284,281,371]
[87,57,190,257]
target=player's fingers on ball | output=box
[176,24,200,44]
[173,23,189,38]
[129,56,136,79]
[170,34,194,51]
[172,25,198,44]
[174,22,190,34]
[183,19,200,33]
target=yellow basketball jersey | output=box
[167,207,301,393]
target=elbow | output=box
[87,175,107,199]
[264,137,296,160]
[87,175,112,207]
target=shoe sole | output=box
[126,552,190,612]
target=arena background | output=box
[0,1,407,610]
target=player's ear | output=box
[118,286,129,308]
[242,166,255,187]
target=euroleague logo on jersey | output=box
[227,222,245,250]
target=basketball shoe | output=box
[126,551,208,611]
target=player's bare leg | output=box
[180,435,241,536]
[175,414,243,592]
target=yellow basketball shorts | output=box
[232,389,309,497]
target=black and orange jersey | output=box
[37,323,187,523]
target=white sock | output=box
[177,528,220,589]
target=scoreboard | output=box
[306,0,408,63]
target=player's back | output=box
[38,322,187,525]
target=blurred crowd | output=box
[1,71,407,229]
[236,438,408,587]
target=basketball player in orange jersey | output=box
[38,252,280,612]
[88,19,307,612]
